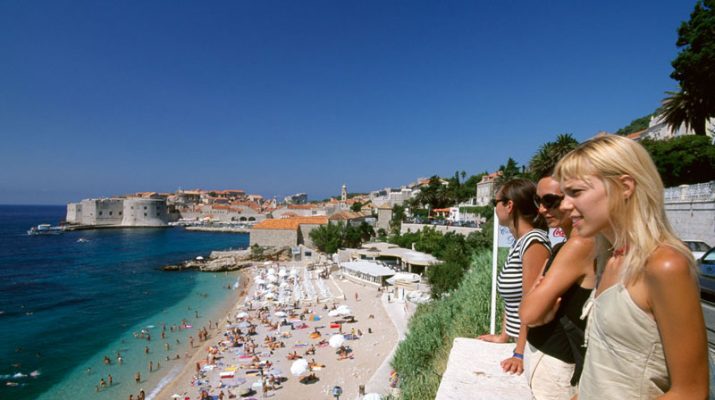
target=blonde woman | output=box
[479,178,551,375]
[554,134,708,399]
[519,173,596,399]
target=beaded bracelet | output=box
[512,351,524,360]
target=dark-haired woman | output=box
[479,178,550,375]
[520,174,596,399]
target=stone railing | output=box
[664,181,715,202]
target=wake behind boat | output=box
[27,224,64,236]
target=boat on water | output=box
[27,224,65,235]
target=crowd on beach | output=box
[151,261,394,400]
[478,135,710,399]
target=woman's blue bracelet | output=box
[512,351,524,360]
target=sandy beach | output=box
[153,261,400,400]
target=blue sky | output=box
[0,0,695,204]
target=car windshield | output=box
[687,241,711,252]
[703,249,715,263]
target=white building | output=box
[476,171,501,206]
[640,114,714,141]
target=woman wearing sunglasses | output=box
[554,135,708,399]
[519,172,596,399]
[479,178,550,375]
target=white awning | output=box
[340,260,395,277]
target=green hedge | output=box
[391,249,507,400]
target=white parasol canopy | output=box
[363,394,382,400]
[335,306,352,316]
[274,311,287,318]
[329,334,345,348]
[290,359,309,376]
[236,311,249,319]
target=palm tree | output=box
[661,89,709,136]
[495,157,522,189]
[529,134,579,179]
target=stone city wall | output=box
[121,198,169,226]
[400,223,480,236]
[666,200,715,245]
[80,199,124,226]
[249,229,298,248]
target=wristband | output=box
[512,351,524,360]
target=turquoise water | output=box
[0,205,250,399]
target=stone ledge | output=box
[435,338,531,400]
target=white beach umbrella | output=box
[329,334,346,348]
[274,311,287,318]
[336,307,352,316]
[265,292,276,299]
[363,393,382,400]
[252,381,263,389]
[290,359,309,376]
[255,277,266,285]
[236,311,249,319]
[279,281,289,289]
[268,267,276,274]
[267,275,278,283]
[171,395,181,399]
[196,256,204,261]
[264,261,272,266]
[328,310,340,317]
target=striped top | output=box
[497,229,550,338]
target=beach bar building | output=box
[339,260,395,286]
[338,242,439,275]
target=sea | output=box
[0,205,250,400]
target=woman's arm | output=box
[500,241,551,374]
[520,236,595,326]
[646,247,708,400]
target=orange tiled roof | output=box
[480,171,503,183]
[626,129,645,140]
[329,211,363,220]
[253,216,328,230]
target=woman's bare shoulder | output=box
[560,234,596,257]
[645,245,693,281]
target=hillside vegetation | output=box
[392,249,507,400]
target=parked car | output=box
[698,247,715,298]
[684,240,712,261]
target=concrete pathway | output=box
[359,293,411,398]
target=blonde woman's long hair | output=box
[553,134,694,284]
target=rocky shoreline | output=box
[161,246,293,272]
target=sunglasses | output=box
[490,197,508,207]
[534,193,564,210]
